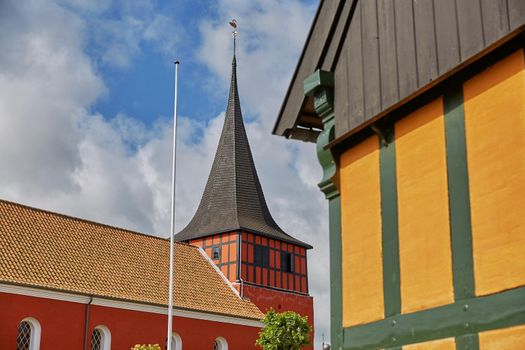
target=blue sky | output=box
[81,0,217,125]
[90,0,222,126]
[0,0,329,346]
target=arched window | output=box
[213,337,228,350]
[91,325,111,350]
[17,318,41,350]
[170,332,182,350]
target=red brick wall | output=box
[0,291,261,349]
[241,284,314,349]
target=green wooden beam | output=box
[443,84,479,349]
[342,285,525,349]
[456,334,479,350]
[304,69,343,349]
[444,85,476,302]
[375,124,401,318]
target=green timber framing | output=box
[304,33,525,349]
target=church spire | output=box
[175,22,311,249]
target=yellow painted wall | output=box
[403,337,456,350]
[480,324,525,349]
[395,97,454,314]
[463,49,525,296]
[340,136,384,326]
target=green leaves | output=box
[131,344,161,350]
[256,309,312,350]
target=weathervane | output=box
[229,19,237,55]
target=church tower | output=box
[175,35,313,323]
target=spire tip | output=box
[229,19,237,57]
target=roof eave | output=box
[272,0,325,138]
[179,227,312,250]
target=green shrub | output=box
[256,309,312,350]
[131,344,161,350]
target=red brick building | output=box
[0,51,313,350]
[0,200,263,350]
[175,54,313,326]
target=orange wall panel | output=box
[221,244,228,263]
[480,324,525,349]
[395,97,454,313]
[463,49,525,296]
[228,263,236,281]
[230,243,237,261]
[403,337,455,350]
[340,136,384,327]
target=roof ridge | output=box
[231,54,240,229]
[0,198,180,244]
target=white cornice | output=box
[0,283,262,328]
[0,284,92,304]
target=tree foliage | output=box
[131,344,161,350]
[256,309,312,350]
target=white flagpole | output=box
[167,60,180,350]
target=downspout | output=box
[83,296,93,350]
[237,229,244,298]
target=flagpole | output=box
[167,60,180,350]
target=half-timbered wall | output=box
[190,232,239,283]
[190,232,308,294]
[337,48,525,349]
[241,232,308,294]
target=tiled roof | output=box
[175,55,312,249]
[0,199,263,320]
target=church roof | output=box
[0,199,263,320]
[175,56,312,249]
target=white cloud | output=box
[0,0,329,347]
[196,1,330,346]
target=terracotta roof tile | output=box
[0,199,263,320]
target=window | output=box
[212,246,221,260]
[281,252,294,273]
[254,245,270,267]
[167,332,182,350]
[91,329,101,350]
[91,325,111,350]
[17,321,31,350]
[16,318,41,350]
[213,337,228,350]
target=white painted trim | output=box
[1,284,91,304]
[0,283,263,328]
[94,325,111,350]
[215,336,229,350]
[21,317,41,350]
[196,246,241,297]
[171,332,182,350]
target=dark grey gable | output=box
[274,0,525,142]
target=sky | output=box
[0,0,330,347]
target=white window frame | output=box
[20,317,41,350]
[93,325,111,350]
[171,332,182,350]
[214,337,228,350]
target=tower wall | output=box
[240,284,314,349]
[240,232,308,294]
[189,231,239,283]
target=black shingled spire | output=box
[175,53,311,249]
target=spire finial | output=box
[229,19,237,57]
